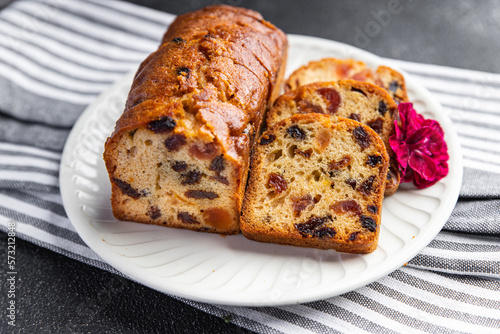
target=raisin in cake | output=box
[285,58,409,103]
[103,5,287,234]
[267,80,400,195]
[241,114,389,253]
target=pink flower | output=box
[389,103,449,189]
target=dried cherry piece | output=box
[286,125,307,140]
[367,155,382,167]
[268,173,288,194]
[358,175,376,196]
[177,211,200,224]
[367,205,378,214]
[181,170,203,185]
[171,160,188,172]
[378,101,388,115]
[165,134,186,151]
[209,155,225,173]
[317,87,341,114]
[184,190,219,199]
[330,200,362,216]
[329,155,351,170]
[360,215,377,232]
[345,178,357,189]
[147,205,162,220]
[291,194,314,217]
[353,126,371,150]
[148,116,176,133]
[189,142,218,160]
[112,178,147,199]
[259,134,276,145]
[297,100,324,114]
[368,118,384,134]
[295,148,313,158]
[349,113,361,122]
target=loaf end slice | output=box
[241,114,389,253]
[285,58,409,103]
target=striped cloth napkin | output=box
[1,1,499,333]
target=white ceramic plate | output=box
[60,35,462,306]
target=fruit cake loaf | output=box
[103,5,287,234]
[285,58,409,103]
[266,80,401,195]
[241,114,389,253]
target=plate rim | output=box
[59,34,463,306]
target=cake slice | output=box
[285,58,409,103]
[241,114,389,253]
[266,80,400,195]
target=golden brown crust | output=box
[103,5,287,233]
[241,114,388,253]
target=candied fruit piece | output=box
[165,134,186,151]
[329,155,351,170]
[378,101,388,115]
[210,174,229,185]
[330,200,362,216]
[367,205,378,214]
[389,80,400,93]
[349,113,361,122]
[368,118,384,134]
[294,215,333,237]
[360,215,377,232]
[147,116,176,133]
[345,178,357,189]
[295,148,313,158]
[259,133,276,145]
[268,173,288,194]
[353,126,371,149]
[291,194,314,217]
[286,125,307,140]
[181,170,203,185]
[147,205,161,220]
[317,88,341,114]
[209,155,225,173]
[177,211,199,224]
[297,100,324,114]
[203,207,233,230]
[314,226,336,238]
[112,178,147,199]
[189,142,218,160]
[184,190,219,199]
[171,161,188,172]
[358,175,376,196]
[367,155,382,167]
[349,231,360,241]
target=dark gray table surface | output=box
[1,1,499,333]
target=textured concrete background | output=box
[2,1,499,333]
[125,0,500,73]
